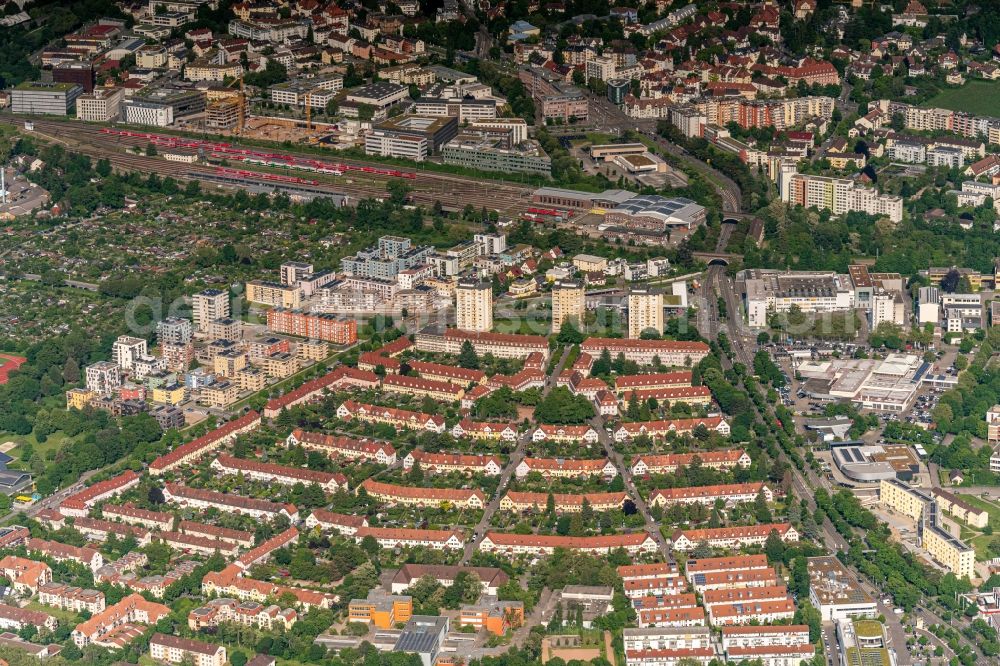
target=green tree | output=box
[458,340,480,369]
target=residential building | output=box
[86,361,122,395]
[359,480,485,510]
[455,279,493,332]
[191,289,229,332]
[286,429,397,465]
[781,171,903,223]
[669,524,798,551]
[630,450,751,475]
[150,633,226,666]
[551,280,585,333]
[878,479,975,578]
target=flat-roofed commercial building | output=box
[442,133,551,176]
[738,269,855,328]
[806,556,877,621]
[12,81,83,115]
[365,129,429,161]
[76,87,123,121]
[604,196,706,232]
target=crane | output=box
[305,90,312,131]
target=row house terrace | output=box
[178,521,254,548]
[49,515,151,546]
[670,524,798,552]
[499,491,628,514]
[702,585,791,612]
[579,338,710,367]
[618,562,679,581]
[648,482,772,508]
[264,367,378,418]
[415,328,551,362]
[26,538,103,572]
[304,510,368,536]
[630,449,750,476]
[163,484,299,522]
[351,526,465,550]
[619,385,712,406]
[286,429,397,465]
[149,411,261,475]
[450,419,519,442]
[515,457,617,479]
[531,424,600,444]
[403,449,504,475]
[623,575,688,599]
[614,371,693,393]
[59,470,141,517]
[336,400,446,433]
[236,527,299,570]
[391,564,509,596]
[708,598,795,626]
[211,454,348,492]
[101,503,174,531]
[614,417,731,442]
[359,479,486,510]
[380,373,466,402]
[685,554,771,580]
[407,360,487,385]
[478,531,658,556]
[154,531,240,558]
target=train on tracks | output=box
[100,128,416,180]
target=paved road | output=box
[590,414,672,560]
[459,346,573,564]
[583,94,743,214]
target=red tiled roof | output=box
[291,429,395,456]
[614,371,693,389]
[483,531,653,548]
[650,482,765,502]
[150,412,260,472]
[672,523,792,542]
[355,526,462,542]
[213,454,347,487]
[361,479,485,503]
[521,457,611,472]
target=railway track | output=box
[3,117,534,214]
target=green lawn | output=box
[24,600,81,625]
[921,80,1000,116]
[1,431,68,469]
[955,494,1000,560]
[955,493,1000,526]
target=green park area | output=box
[922,80,1000,116]
[956,493,1000,560]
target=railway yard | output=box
[1,117,537,216]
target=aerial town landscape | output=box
[5,0,1000,666]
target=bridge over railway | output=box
[692,251,742,266]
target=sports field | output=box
[922,80,1000,116]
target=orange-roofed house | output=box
[359,480,486,510]
[0,557,52,594]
